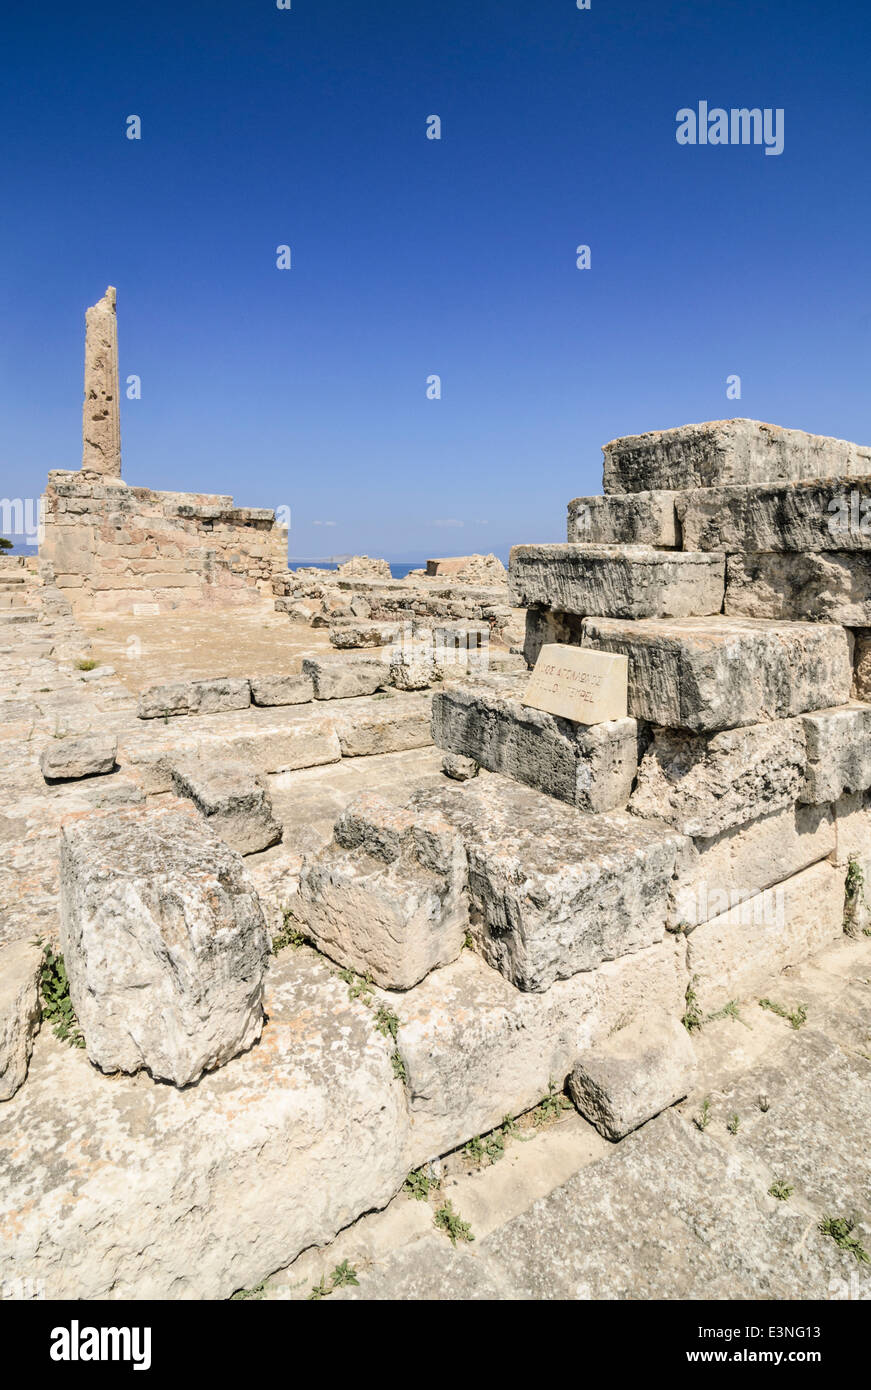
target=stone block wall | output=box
[40,471,287,614]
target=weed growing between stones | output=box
[727,1113,740,1135]
[759,997,807,1029]
[707,1000,745,1025]
[682,977,703,1033]
[434,1200,474,1246]
[272,909,305,954]
[531,1078,572,1127]
[307,1261,359,1299]
[337,967,407,1086]
[818,1217,870,1264]
[74,658,97,671]
[844,855,869,936]
[404,1167,440,1201]
[769,1178,794,1201]
[694,1096,712,1132]
[37,941,84,1048]
[230,1281,266,1301]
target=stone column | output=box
[81,286,121,478]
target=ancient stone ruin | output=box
[1,291,870,1301]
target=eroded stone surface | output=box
[170,757,283,855]
[303,655,390,699]
[509,545,724,619]
[39,733,117,782]
[137,677,251,719]
[800,703,871,804]
[81,287,121,478]
[568,1013,697,1141]
[678,478,871,552]
[567,491,678,547]
[726,552,871,624]
[582,616,851,732]
[60,804,270,1086]
[0,940,42,1101]
[250,674,314,707]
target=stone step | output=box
[567,491,679,547]
[581,615,851,732]
[725,551,871,625]
[603,418,871,494]
[678,476,871,552]
[431,674,637,812]
[409,775,688,992]
[0,611,37,624]
[509,545,724,620]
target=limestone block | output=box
[800,703,871,804]
[431,677,637,812]
[603,419,871,494]
[854,631,871,701]
[302,655,390,700]
[442,753,479,780]
[249,674,314,706]
[391,937,688,1163]
[582,616,851,732]
[329,621,404,649]
[170,757,282,855]
[333,695,433,756]
[522,607,584,668]
[686,860,845,1013]
[832,793,871,935]
[523,643,628,724]
[389,644,437,690]
[0,940,42,1101]
[509,545,724,619]
[567,491,679,547]
[0,951,409,1299]
[410,778,687,991]
[678,478,871,552]
[39,733,117,782]
[81,287,121,478]
[60,804,270,1086]
[292,793,468,989]
[630,720,807,838]
[725,552,871,625]
[669,803,835,929]
[137,678,251,719]
[568,1013,697,1141]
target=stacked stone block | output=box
[433,418,871,1010]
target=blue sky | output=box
[1,0,869,559]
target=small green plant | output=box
[759,998,807,1030]
[373,1003,400,1041]
[694,1096,712,1132]
[230,1281,266,1301]
[463,930,474,950]
[307,1261,360,1300]
[682,977,703,1033]
[818,1217,870,1264]
[403,1167,439,1201]
[768,1178,794,1201]
[390,1049,407,1083]
[272,910,305,954]
[338,966,374,1003]
[727,1113,740,1136]
[531,1079,571,1128]
[74,658,98,671]
[434,1201,474,1246]
[844,855,868,935]
[37,942,84,1048]
[707,1000,743,1024]
[464,1135,486,1165]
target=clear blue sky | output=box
[1,0,869,560]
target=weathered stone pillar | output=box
[82,286,121,477]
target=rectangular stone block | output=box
[678,478,871,552]
[567,491,679,547]
[726,552,871,625]
[582,616,851,732]
[137,678,251,719]
[686,860,845,1014]
[302,655,390,700]
[523,643,628,724]
[669,803,835,929]
[509,545,724,620]
[432,676,637,812]
[249,674,314,707]
[799,703,871,804]
[333,695,433,756]
[833,793,871,935]
[522,607,585,669]
[390,937,688,1164]
[292,793,468,990]
[630,720,807,838]
[329,621,404,649]
[170,757,282,855]
[603,419,871,495]
[410,777,687,991]
[40,733,117,782]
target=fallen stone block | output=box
[725,552,871,624]
[603,419,871,494]
[669,803,835,929]
[0,940,42,1102]
[800,703,871,804]
[631,720,807,838]
[509,545,724,619]
[686,860,845,1014]
[410,777,687,991]
[567,490,679,547]
[0,950,409,1298]
[302,654,390,699]
[833,792,871,936]
[250,674,314,706]
[329,620,404,649]
[334,694,433,756]
[568,1013,697,1141]
[292,793,468,989]
[432,677,637,812]
[678,478,871,552]
[390,936,687,1163]
[137,677,251,719]
[60,804,270,1086]
[170,757,282,855]
[582,616,851,732]
[389,644,437,690]
[40,733,117,782]
[442,753,479,780]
